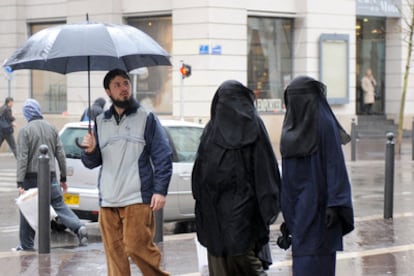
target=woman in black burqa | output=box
[192,80,281,275]
[279,76,354,275]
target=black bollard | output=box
[384,132,395,219]
[38,144,51,254]
[153,208,164,243]
[351,118,356,161]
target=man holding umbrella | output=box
[81,69,172,276]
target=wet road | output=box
[0,137,414,275]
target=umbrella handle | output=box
[75,137,87,149]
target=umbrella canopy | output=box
[3,21,171,73]
[3,20,171,136]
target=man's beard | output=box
[109,96,133,109]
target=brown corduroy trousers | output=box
[99,204,169,276]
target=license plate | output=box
[63,193,80,206]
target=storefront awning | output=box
[357,0,401,18]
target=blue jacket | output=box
[81,100,172,207]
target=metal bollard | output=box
[38,144,51,254]
[351,118,357,161]
[384,132,395,219]
[153,208,164,243]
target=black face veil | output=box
[209,80,260,149]
[280,76,350,158]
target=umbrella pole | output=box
[87,14,90,131]
[87,56,91,132]
[75,56,91,149]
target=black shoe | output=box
[77,226,88,246]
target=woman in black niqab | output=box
[192,80,281,276]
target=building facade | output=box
[0,0,412,153]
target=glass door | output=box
[356,17,386,115]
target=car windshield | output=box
[164,126,203,163]
[60,127,88,159]
[60,125,203,162]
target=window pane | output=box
[248,17,293,113]
[165,126,203,163]
[127,16,172,114]
[60,127,89,159]
[30,22,67,113]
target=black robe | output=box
[192,80,281,260]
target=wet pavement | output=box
[1,137,414,275]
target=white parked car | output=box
[58,120,204,224]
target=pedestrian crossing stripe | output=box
[0,169,16,172]
[0,179,16,183]
[0,188,16,192]
[0,172,15,176]
[0,225,18,233]
[0,169,16,192]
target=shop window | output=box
[247,17,293,113]
[30,22,67,113]
[127,16,172,115]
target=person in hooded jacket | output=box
[279,76,354,275]
[80,97,106,121]
[15,98,88,251]
[192,80,281,276]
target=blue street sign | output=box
[199,45,209,55]
[5,66,13,73]
[212,45,222,55]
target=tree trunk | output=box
[396,5,414,154]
